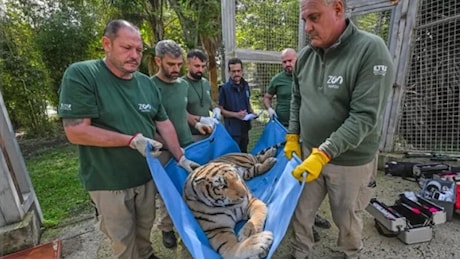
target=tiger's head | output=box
[190,162,251,207]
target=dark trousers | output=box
[232,134,249,153]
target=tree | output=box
[168,0,222,100]
[35,1,103,106]
[1,7,52,136]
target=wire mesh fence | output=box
[230,0,300,151]
[241,62,283,151]
[223,1,460,154]
[243,8,394,151]
[396,0,460,152]
[235,0,299,52]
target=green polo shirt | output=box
[58,59,168,191]
[151,76,194,147]
[267,71,293,126]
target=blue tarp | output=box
[146,119,303,258]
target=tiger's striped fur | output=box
[182,143,282,258]
[209,141,284,180]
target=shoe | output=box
[162,231,177,248]
[314,214,331,229]
[313,227,320,242]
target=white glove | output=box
[195,122,213,135]
[128,133,162,157]
[268,107,277,119]
[178,155,200,173]
[200,116,218,126]
[212,107,221,121]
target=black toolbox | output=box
[366,192,446,244]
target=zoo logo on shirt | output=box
[59,103,72,111]
[138,103,152,112]
[326,75,344,89]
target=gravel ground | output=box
[40,170,460,259]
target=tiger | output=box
[183,143,283,258]
[208,142,283,180]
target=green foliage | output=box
[1,0,106,137]
[104,0,147,26]
[236,0,299,51]
[26,144,91,227]
[171,0,221,49]
[353,11,392,42]
[0,0,394,141]
[1,15,54,137]
[35,2,105,106]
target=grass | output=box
[25,144,92,228]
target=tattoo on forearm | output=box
[63,118,84,127]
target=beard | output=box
[231,76,241,84]
[190,71,202,80]
[284,67,293,75]
[160,64,179,80]
[164,72,179,80]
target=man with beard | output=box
[218,57,255,153]
[58,20,198,258]
[183,49,221,141]
[263,48,297,126]
[150,40,202,249]
[263,48,331,242]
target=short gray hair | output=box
[155,40,183,58]
[103,19,139,39]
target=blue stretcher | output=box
[146,119,303,258]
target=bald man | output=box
[263,48,297,126]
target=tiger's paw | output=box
[237,221,258,241]
[256,147,278,162]
[258,157,277,174]
[264,146,278,158]
[237,231,273,259]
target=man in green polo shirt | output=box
[183,49,220,141]
[263,48,297,126]
[58,20,198,259]
[150,40,206,249]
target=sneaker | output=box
[313,227,320,242]
[314,214,331,229]
[162,231,177,248]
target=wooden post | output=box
[0,89,43,226]
[221,0,236,81]
[381,0,420,152]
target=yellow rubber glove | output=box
[284,134,301,160]
[292,148,330,182]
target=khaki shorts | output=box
[291,146,377,258]
[89,180,156,258]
